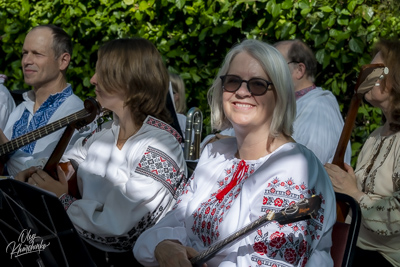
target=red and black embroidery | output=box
[60,194,77,211]
[135,146,185,199]
[250,179,324,266]
[191,160,254,246]
[145,117,183,144]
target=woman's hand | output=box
[15,166,38,182]
[154,240,207,267]
[324,163,365,201]
[26,165,68,197]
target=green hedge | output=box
[1,0,399,166]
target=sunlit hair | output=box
[96,38,171,126]
[274,39,317,82]
[208,39,295,138]
[31,25,72,60]
[169,72,187,114]
[373,38,400,131]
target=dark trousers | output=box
[84,241,144,267]
[352,247,394,267]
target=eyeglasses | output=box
[220,75,273,96]
[287,61,301,65]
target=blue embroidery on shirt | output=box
[11,86,73,154]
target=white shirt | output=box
[3,85,92,176]
[134,137,336,266]
[293,87,352,164]
[59,115,187,252]
[0,78,16,130]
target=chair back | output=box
[331,192,362,267]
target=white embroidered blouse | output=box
[59,115,187,252]
[354,127,400,266]
[134,137,336,267]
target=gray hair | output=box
[207,39,295,138]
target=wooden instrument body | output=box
[332,64,385,221]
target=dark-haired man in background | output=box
[274,39,351,165]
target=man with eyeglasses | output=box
[274,39,351,165]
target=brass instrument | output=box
[184,107,203,160]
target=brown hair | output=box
[373,39,400,131]
[96,38,171,126]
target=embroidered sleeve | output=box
[135,146,186,199]
[359,152,400,236]
[59,194,77,211]
[248,179,324,266]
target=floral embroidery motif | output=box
[250,178,324,266]
[135,146,185,199]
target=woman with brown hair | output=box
[16,38,187,266]
[325,39,400,267]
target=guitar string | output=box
[0,109,89,155]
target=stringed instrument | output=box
[0,98,102,196]
[0,97,101,159]
[332,63,386,221]
[191,195,321,266]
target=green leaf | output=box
[337,17,349,26]
[315,48,331,69]
[361,6,374,22]
[282,0,293,10]
[314,32,328,47]
[300,8,311,17]
[185,17,193,25]
[347,0,357,12]
[348,17,362,32]
[175,0,186,9]
[319,6,334,13]
[257,18,266,28]
[349,37,364,53]
[271,3,281,18]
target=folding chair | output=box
[331,192,362,267]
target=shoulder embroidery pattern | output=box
[135,146,185,199]
[251,178,324,266]
[146,117,182,144]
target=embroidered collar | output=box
[12,85,73,154]
[295,84,316,100]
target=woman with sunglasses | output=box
[134,39,336,267]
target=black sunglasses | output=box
[220,75,273,96]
